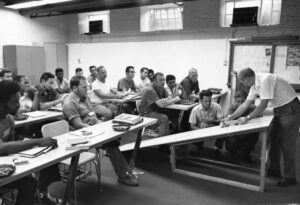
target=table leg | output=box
[259,131,267,192]
[128,128,144,173]
[62,154,80,205]
[170,145,176,171]
[177,111,184,132]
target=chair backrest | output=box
[41,120,69,138]
[135,99,142,114]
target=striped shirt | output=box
[247,73,297,108]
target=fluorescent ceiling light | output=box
[6,0,72,9]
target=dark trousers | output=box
[269,98,300,178]
[225,132,259,155]
[3,175,37,205]
[39,164,61,192]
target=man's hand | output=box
[85,117,98,125]
[37,137,58,148]
[237,116,249,125]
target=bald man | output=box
[180,68,200,99]
[225,67,300,187]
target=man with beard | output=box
[0,80,58,205]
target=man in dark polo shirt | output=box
[180,68,200,99]
[117,66,137,92]
[36,72,68,110]
[0,80,58,205]
[139,72,181,136]
[63,75,138,186]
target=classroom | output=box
[0,0,300,204]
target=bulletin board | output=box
[228,40,300,92]
[273,44,300,87]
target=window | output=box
[78,11,110,34]
[141,3,183,32]
[220,0,282,27]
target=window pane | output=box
[272,0,282,11]
[225,14,233,27]
[161,9,167,19]
[235,0,259,8]
[141,4,183,31]
[168,8,175,18]
[225,1,234,15]
[271,11,280,25]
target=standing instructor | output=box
[225,67,300,187]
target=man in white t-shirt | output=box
[136,67,150,91]
[91,66,125,121]
[224,67,300,187]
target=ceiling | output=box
[1,0,195,18]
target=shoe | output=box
[267,169,281,178]
[40,192,62,205]
[277,177,297,187]
[118,173,139,186]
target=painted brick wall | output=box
[67,0,300,43]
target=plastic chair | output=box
[41,120,102,204]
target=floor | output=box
[49,132,300,205]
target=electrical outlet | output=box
[223,60,227,66]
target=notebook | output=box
[113,113,143,125]
[25,111,48,118]
[18,146,53,158]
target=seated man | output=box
[63,75,138,186]
[87,65,98,89]
[75,67,84,76]
[117,66,137,92]
[180,68,200,99]
[225,90,259,163]
[136,67,150,91]
[139,72,181,136]
[54,68,70,94]
[14,75,39,113]
[0,80,59,205]
[91,66,126,120]
[165,74,186,99]
[189,90,223,153]
[36,72,68,110]
[0,69,13,81]
[147,69,154,82]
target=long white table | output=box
[14,111,63,128]
[0,117,157,204]
[121,115,273,192]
